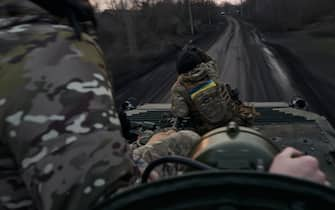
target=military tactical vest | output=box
[190,80,233,124]
[180,67,233,125]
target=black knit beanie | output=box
[176,49,203,74]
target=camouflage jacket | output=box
[0,1,137,210]
[171,60,219,117]
[171,60,251,134]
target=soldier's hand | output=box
[147,129,177,145]
[195,48,212,63]
[269,147,330,186]
[185,46,212,63]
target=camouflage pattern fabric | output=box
[171,60,255,134]
[0,0,50,18]
[132,130,201,178]
[0,1,137,210]
[171,60,218,118]
[196,60,219,81]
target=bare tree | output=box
[186,0,195,35]
[120,0,139,55]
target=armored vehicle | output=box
[100,101,335,210]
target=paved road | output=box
[115,16,301,105]
[115,59,177,104]
[207,17,299,102]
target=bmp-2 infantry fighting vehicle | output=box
[99,100,335,210]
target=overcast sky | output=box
[217,0,241,4]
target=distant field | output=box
[265,12,335,126]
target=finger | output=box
[281,147,303,158]
[147,132,169,145]
[166,130,177,135]
[309,170,327,185]
[316,170,327,183]
[148,171,160,182]
[324,181,331,187]
[301,155,320,169]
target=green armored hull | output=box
[126,102,335,184]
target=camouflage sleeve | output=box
[195,60,219,81]
[205,60,219,81]
[0,24,137,210]
[171,82,189,118]
[132,130,201,178]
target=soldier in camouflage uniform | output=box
[171,47,256,135]
[1,2,329,210]
[0,1,139,210]
[0,1,203,210]
[132,130,201,179]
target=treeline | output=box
[97,0,224,94]
[241,0,335,31]
[98,0,222,56]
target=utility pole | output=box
[187,0,195,35]
[240,0,243,17]
[207,0,212,25]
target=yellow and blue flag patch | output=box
[189,80,217,100]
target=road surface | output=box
[115,16,301,106]
[207,17,299,101]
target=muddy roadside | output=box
[263,12,335,126]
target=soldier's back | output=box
[0,2,136,210]
[0,12,60,210]
[171,64,236,134]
